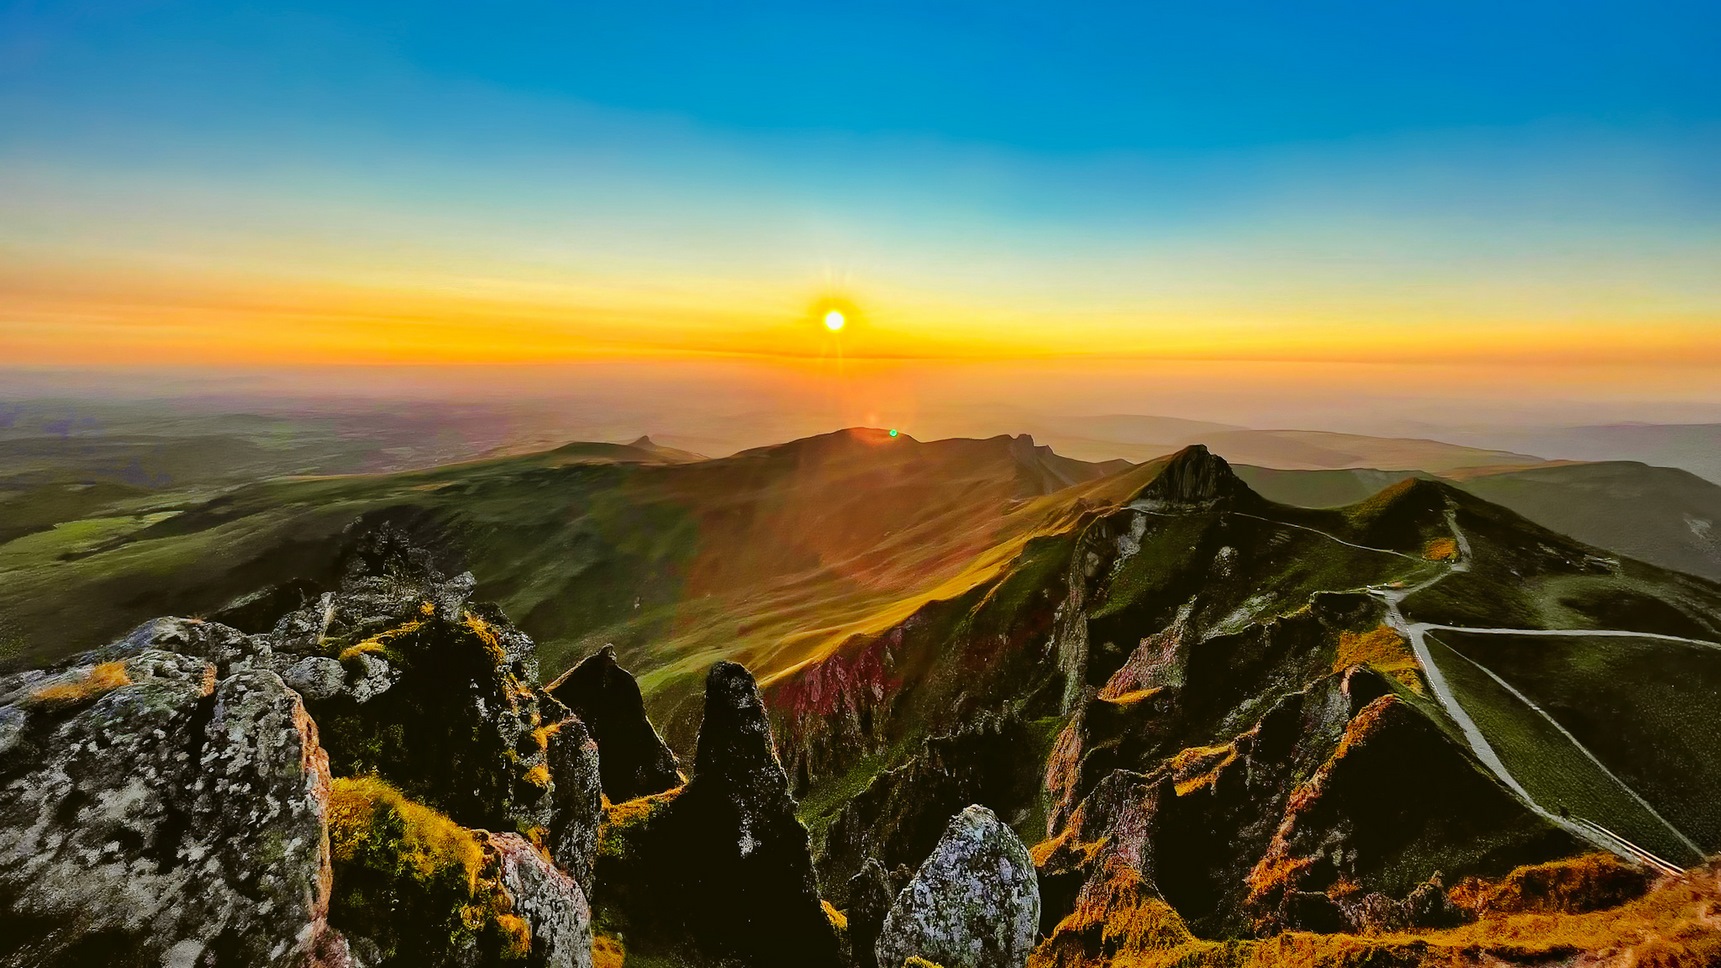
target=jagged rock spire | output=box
[548,645,681,802]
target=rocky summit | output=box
[0,528,611,968]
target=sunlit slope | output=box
[761,453,1721,924]
[0,430,1142,724]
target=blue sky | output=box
[1,0,1718,376]
[7,1,1718,150]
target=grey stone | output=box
[0,655,339,967]
[545,716,603,889]
[875,805,1040,968]
[284,656,348,702]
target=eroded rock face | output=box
[875,805,1040,968]
[0,653,340,967]
[846,859,898,968]
[547,645,681,802]
[1132,445,1247,507]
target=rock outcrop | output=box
[876,805,1041,968]
[0,527,605,968]
[0,652,342,967]
[845,858,899,968]
[487,833,594,968]
[1132,444,1249,507]
[547,645,682,802]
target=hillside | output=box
[1239,461,1721,581]
[0,429,1143,741]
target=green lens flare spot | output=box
[888,429,899,437]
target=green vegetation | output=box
[1434,629,1721,852]
[1421,633,1701,864]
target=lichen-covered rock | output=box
[344,651,401,703]
[0,652,339,967]
[875,805,1040,968]
[547,645,681,802]
[285,655,349,701]
[486,832,594,968]
[79,615,262,672]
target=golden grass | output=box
[592,935,626,968]
[25,661,131,709]
[463,611,509,664]
[1169,743,1239,796]
[1099,687,1163,707]
[823,899,849,932]
[1033,853,1721,968]
[1448,853,1651,918]
[1423,537,1459,562]
[597,786,683,863]
[1333,625,1423,693]
[328,776,487,895]
[336,618,426,662]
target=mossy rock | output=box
[327,777,531,966]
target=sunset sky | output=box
[3,1,1720,415]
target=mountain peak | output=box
[1134,443,1251,506]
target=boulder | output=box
[0,652,340,967]
[284,655,348,702]
[547,645,682,802]
[875,805,1040,968]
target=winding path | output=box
[1127,498,1717,868]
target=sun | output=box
[824,309,846,332]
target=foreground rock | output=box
[0,654,342,967]
[876,805,1040,968]
[548,645,682,802]
[0,526,605,968]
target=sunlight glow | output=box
[824,310,846,332]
